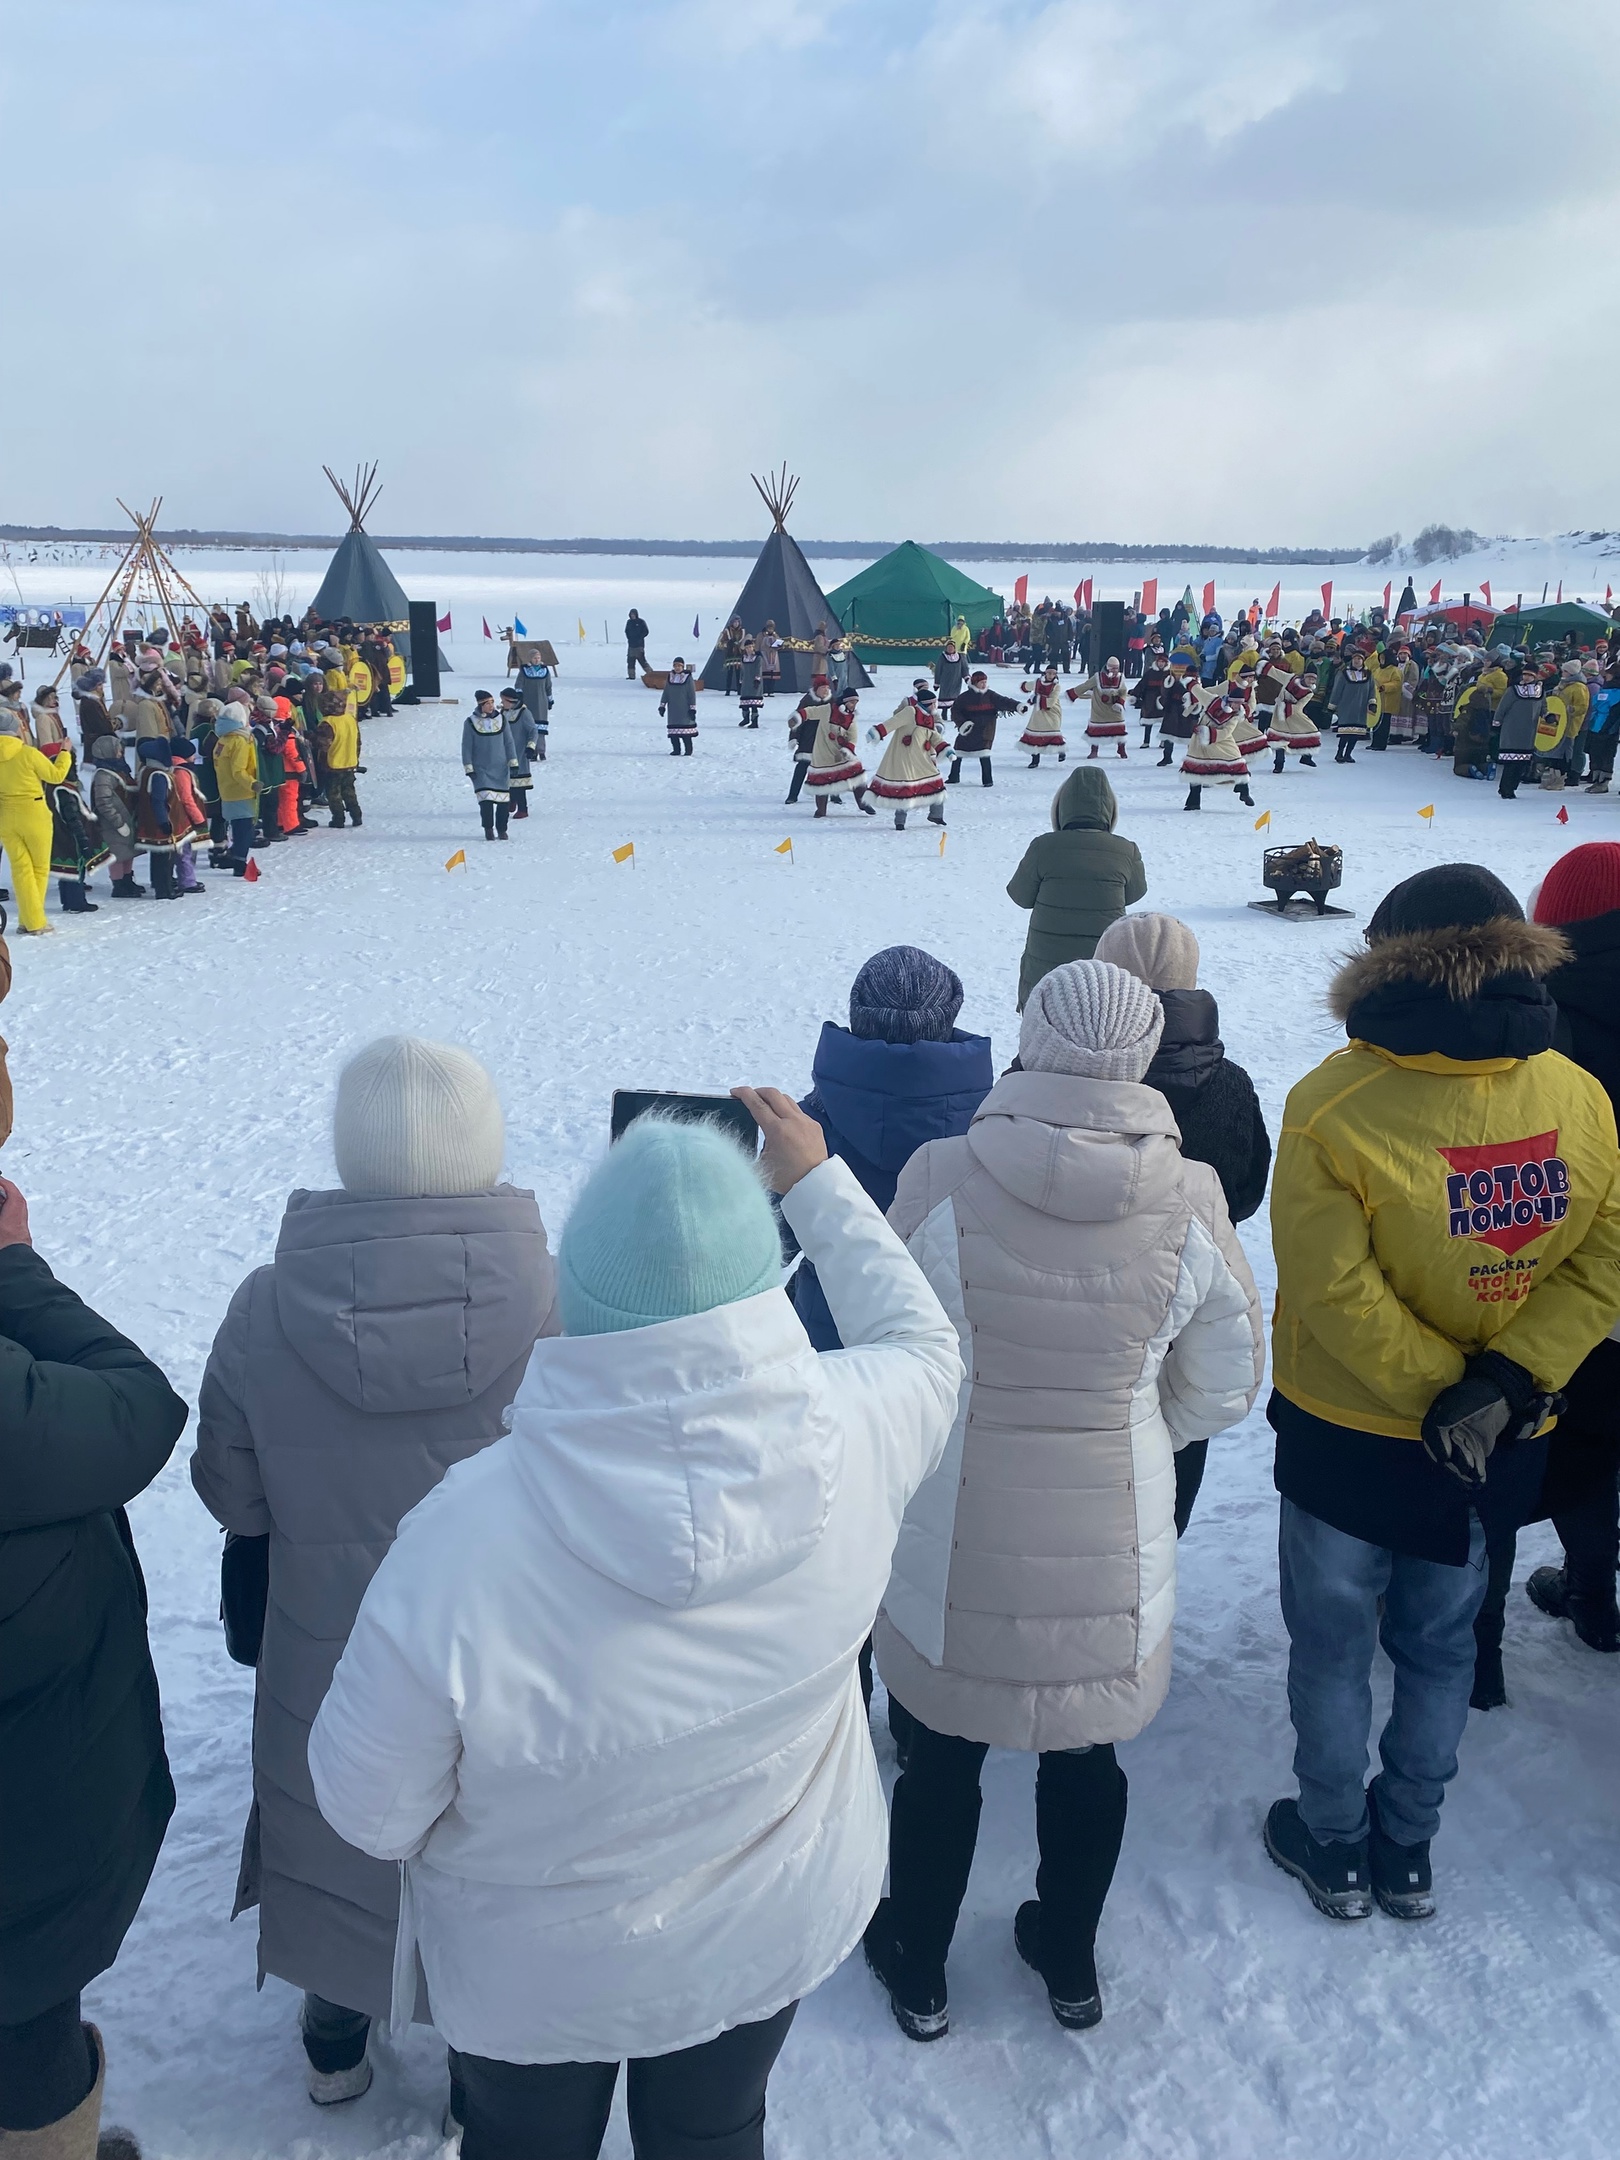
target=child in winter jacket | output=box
[89,737,142,897]
[316,688,362,828]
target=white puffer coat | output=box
[308,1158,961,2065]
[875,1070,1264,1751]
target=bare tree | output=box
[252,550,289,620]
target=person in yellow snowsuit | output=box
[0,716,73,933]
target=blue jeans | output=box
[1279,1498,1487,1848]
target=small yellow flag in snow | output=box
[1418,803,1435,822]
[445,849,467,871]
[577,618,587,641]
[612,841,636,864]
[938,828,947,857]
[1253,809,1271,831]
[774,838,794,858]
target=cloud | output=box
[4,0,1619,544]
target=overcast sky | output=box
[5,0,1615,546]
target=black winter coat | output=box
[0,1246,188,2021]
[1145,989,1272,1223]
[1548,909,1620,1105]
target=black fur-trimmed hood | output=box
[1329,918,1570,1024]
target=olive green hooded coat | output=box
[1006,768,1147,1008]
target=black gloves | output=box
[1421,1350,1557,1490]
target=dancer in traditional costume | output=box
[1070,656,1129,759]
[1181,690,1256,810]
[1268,672,1322,772]
[868,691,949,829]
[804,680,875,817]
[1155,651,1202,767]
[1018,667,1068,767]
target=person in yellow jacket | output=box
[1263,864,1620,1924]
[211,704,262,874]
[0,714,73,932]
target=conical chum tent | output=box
[310,464,410,627]
[825,541,1004,666]
[699,469,871,694]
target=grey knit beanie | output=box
[848,945,964,1044]
[1019,961,1164,1080]
[332,1036,505,1197]
[1093,913,1201,994]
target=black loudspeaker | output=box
[407,601,441,698]
[1089,600,1126,674]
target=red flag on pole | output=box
[1479,581,1492,606]
[1072,583,1084,607]
[1607,584,1614,605]
[482,618,493,640]
[1266,580,1281,619]
[1382,581,1392,613]
[1557,804,1571,825]
[1082,577,1094,609]
[1428,581,1442,605]
[1013,574,1028,609]
[1201,580,1216,618]
[1321,581,1333,617]
[1140,577,1158,616]
[436,610,452,634]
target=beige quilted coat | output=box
[874,1069,1263,1750]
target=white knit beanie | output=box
[1093,912,1201,994]
[1019,961,1164,1081]
[332,1036,505,1197]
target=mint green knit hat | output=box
[558,1116,782,1336]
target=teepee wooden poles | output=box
[50,498,214,687]
[323,462,383,533]
[750,466,799,534]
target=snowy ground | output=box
[5,561,1620,2159]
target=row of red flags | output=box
[1006,573,1611,626]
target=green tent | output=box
[1491,599,1613,650]
[824,542,1004,666]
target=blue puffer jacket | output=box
[792,1022,994,1349]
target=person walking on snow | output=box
[624,610,649,679]
[463,691,519,839]
[307,1096,961,2160]
[499,687,541,819]
[738,640,764,730]
[192,1038,557,2110]
[659,660,700,755]
[868,692,949,829]
[863,962,1262,2041]
[1263,865,1620,1924]
[1018,667,1067,766]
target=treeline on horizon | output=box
[0,524,1368,564]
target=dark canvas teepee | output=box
[310,465,410,626]
[699,470,872,695]
[310,463,451,675]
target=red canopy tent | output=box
[1396,600,1498,635]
